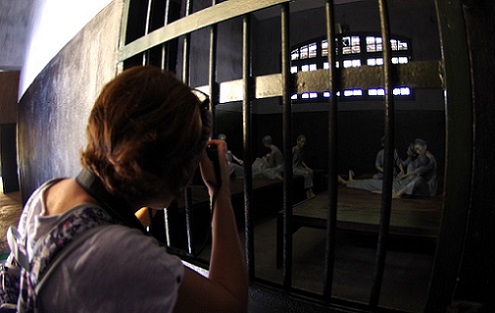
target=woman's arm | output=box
[174,139,248,313]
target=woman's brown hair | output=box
[80,66,211,205]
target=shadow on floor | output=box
[252,214,434,313]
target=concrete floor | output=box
[251,215,434,313]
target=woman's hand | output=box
[199,139,231,198]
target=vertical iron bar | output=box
[425,0,472,311]
[117,0,132,72]
[164,0,170,25]
[209,0,218,134]
[160,42,168,70]
[281,2,293,290]
[182,0,192,82]
[142,0,153,65]
[242,13,255,279]
[323,0,339,300]
[163,208,171,246]
[183,0,194,256]
[369,0,395,307]
[161,0,171,70]
[207,10,218,265]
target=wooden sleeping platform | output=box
[276,186,443,265]
[182,175,308,212]
[166,176,300,250]
[184,176,288,206]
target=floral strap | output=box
[1,205,115,313]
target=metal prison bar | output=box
[117,0,471,311]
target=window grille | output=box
[118,1,472,312]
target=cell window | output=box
[309,92,318,98]
[396,86,411,95]
[323,91,331,97]
[342,36,350,47]
[367,36,383,52]
[343,59,361,68]
[321,40,328,57]
[291,93,298,100]
[301,65,310,72]
[342,36,352,54]
[309,43,318,58]
[398,57,409,64]
[351,36,361,53]
[309,64,317,71]
[344,90,353,96]
[291,66,298,74]
[366,36,376,52]
[368,88,385,96]
[391,39,398,51]
[344,89,363,97]
[291,49,299,61]
[393,87,411,96]
[300,45,309,59]
[398,40,409,50]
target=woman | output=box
[11,66,247,312]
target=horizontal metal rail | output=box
[193,61,443,102]
[119,0,290,61]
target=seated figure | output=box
[252,135,284,180]
[373,136,404,179]
[394,138,438,197]
[292,134,315,199]
[218,133,244,178]
[339,138,438,198]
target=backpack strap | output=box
[34,226,106,296]
[2,205,115,313]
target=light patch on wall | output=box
[20,0,112,97]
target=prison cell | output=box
[117,0,470,312]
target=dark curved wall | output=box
[17,1,123,202]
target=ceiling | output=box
[0,0,35,70]
[0,0,363,71]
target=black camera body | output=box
[206,145,218,162]
[190,144,221,188]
